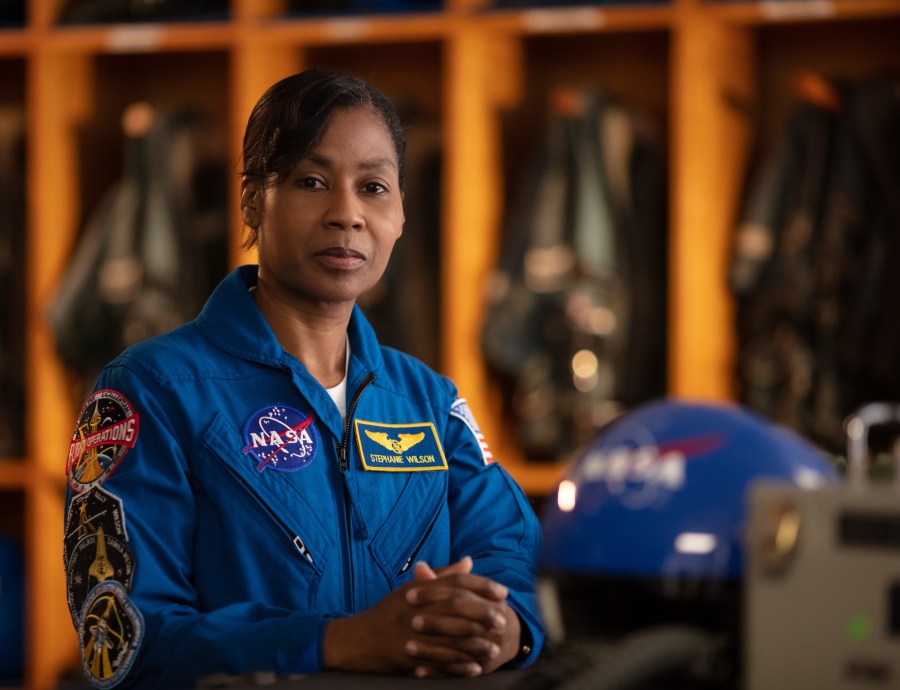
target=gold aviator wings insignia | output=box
[365,430,426,453]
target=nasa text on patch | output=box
[354,420,448,472]
[242,404,318,472]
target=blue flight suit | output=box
[63,265,544,689]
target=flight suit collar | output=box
[198,267,382,367]
[196,265,283,366]
[196,265,385,438]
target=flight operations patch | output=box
[354,420,448,472]
[80,580,144,688]
[67,389,140,493]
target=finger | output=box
[413,561,438,581]
[409,593,508,634]
[433,555,473,577]
[414,662,483,679]
[413,556,473,582]
[406,636,499,666]
[406,588,509,629]
[406,573,508,605]
[410,611,491,638]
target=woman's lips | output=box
[314,247,366,270]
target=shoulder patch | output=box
[67,389,140,493]
[450,398,494,465]
[67,526,136,626]
[80,580,144,688]
[242,404,318,472]
[64,486,130,575]
[354,420,448,472]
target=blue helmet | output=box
[538,398,839,643]
[0,535,23,682]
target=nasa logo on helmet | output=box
[538,398,840,648]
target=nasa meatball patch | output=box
[242,404,318,472]
[67,390,141,493]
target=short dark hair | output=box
[241,68,407,247]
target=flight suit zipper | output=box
[337,372,376,471]
[218,460,318,569]
[399,505,441,576]
[333,372,376,610]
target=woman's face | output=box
[244,106,404,310]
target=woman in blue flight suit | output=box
[62,69,543,689]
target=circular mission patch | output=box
[79,580,144,688]
[67,528,135,626]
[242,404,318,472]
[67,389,140,493]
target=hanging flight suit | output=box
[47,104,229,389]
[482,87,667,460]
[0,106,26,457]
[731,72,900,451]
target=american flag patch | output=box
[450,398,494,465]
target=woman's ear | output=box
[240,179,262,229]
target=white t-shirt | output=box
[326,338,350,420]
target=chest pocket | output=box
[194,413,338,582]
[364,468,448,588]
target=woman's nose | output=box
[323,185,364,230]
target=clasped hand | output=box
[323,556,521,677]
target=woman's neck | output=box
[251,285,351,388]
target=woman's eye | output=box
[299,177,323,189]
[363,182,387,194]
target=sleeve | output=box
[63,361,332,690]
[444,397,545,668]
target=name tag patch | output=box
[354,420,448,472]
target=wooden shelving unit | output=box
[0,0,898,687]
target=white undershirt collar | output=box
[325,337,350,420]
